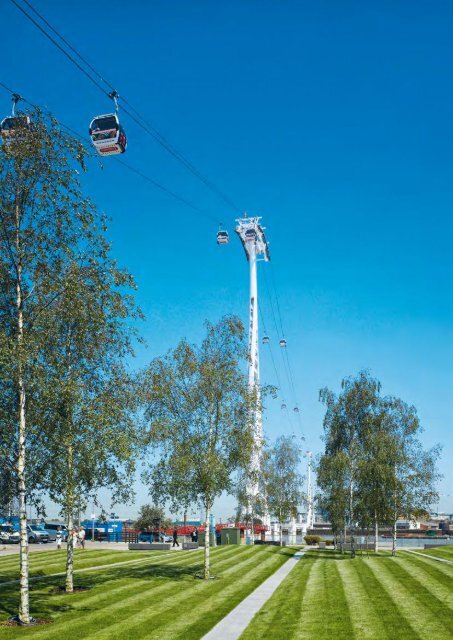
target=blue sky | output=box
[2,0,452,519]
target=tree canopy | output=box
[317,371,440,556]
[143,315,255,578]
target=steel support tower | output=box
[235,216,270,527]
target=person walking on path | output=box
[78,526,86,549]
[72,527,79,549]
[56,529,62,550]
[172,527,180,548]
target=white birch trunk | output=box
[16,198,30,624]
[204,505,210,580]
[374,514,379,553]
[65,445,74,592]
[279,522,283,547]
[392,516,397,557]
[349,482,355,558]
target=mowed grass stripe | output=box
[402,550,453,578]
[0,552,172,587]
[336,558,388,639]
[21,547,263,639]
[239,552,314,640]
[0,550,155,581]
[14,552,211,639]
[353,559,417,638]
[0,549,140,569]
[400,551,453,586]
[138,548,296,640]
[412,546,453,561]
[293,554,353,639]
[380,557,453,634]
[76,547,277,640]
[0,550,204,625]
[393,555,453,608]
[367,556,451,636]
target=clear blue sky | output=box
[3,0,452,519]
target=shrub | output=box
[304,535,321,545]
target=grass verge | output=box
[239,548,453,640]
[0,545,296,639]
[410,546,453,561]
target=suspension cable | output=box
[10,0,242,213]
[0,81,217,221]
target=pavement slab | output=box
[202,548,305,640]
[403,548,453,565]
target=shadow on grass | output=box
[0,568,51,584]
[0,561,204,622]
[0,547,288,621]
[0,589,77,621]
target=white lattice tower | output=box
[235,216,270,528]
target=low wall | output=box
[424,543,450,549]
[128,543,171,551]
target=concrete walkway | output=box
[403,548,453,565]
[203,549,305,640]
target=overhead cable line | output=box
[10,0,108,97]
[258,304,283,393]
[10,0,242,213]
[0,81,216,221]
[262,264,304,434]
[262,268,294,404]
[269,262,302,416]
[259,304,295,432]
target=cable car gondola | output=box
[217,230,229,245]
[245,228,257,243]
[262,335,270,344]
[89,91,126,157]
[0,94,30,144]
[281,402,287,410]
[279,339,287,348]
[294,407,300,413]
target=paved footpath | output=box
[403,548,453,565]
[203,549,305,640]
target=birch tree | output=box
[318,372,440,557]
[32,187,142,591]
[263,435,303,545]
[381,397,440,556]
[0,110,95,623]
[143,316,255,579]
[317,451,349,552]
[318,372,381,558]
[0,109,142,617]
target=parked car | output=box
[42,523,68,542]
[32,524,57,542]
[0,524,20,544]
[27,525,49,544]
[138,531,172,543]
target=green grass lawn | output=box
[239,548,453,640]
[411,546,453,561]
[0,549,161,584]
[0,545,296,639]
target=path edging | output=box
[402,548,453,565]
[202,548,305,640]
